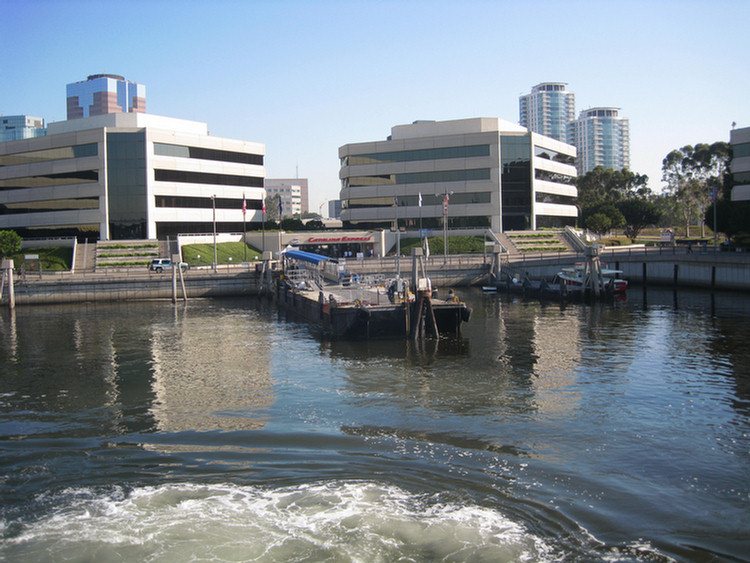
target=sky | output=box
[2,0,749,215]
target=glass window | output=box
[0,143,98,167]
[0,197,99,214]
[345,145,490,166]
[154,142,263,165]
[0,170,98,190]
[155,169,264,188]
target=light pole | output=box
[443,190,452,264]
[212,195,217,273]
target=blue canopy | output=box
[283,249,331,265]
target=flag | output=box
[242,195,247,217]
[424,236,430,260]
[418,192,422,207]
[279,199,283,217]
[262,199,266,216]
[443,193,450,215]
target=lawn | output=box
[181,242,263,266]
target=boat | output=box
[554,263,628,293]
[275,248,471,340]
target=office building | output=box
[339,118,577,232]
[519,82,576,143]
[569,107,630,174]
[265,178,308,217]
[1,115,46,143]
[67,74,146,120]
[0,112,265,240]
[328,199,342,219]
[730,125,750,202]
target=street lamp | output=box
[443,190,453,263]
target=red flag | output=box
[262,200,266,215]
[242,196,247,216]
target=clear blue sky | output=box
[2,0,748,214]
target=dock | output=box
[275,248,471,339]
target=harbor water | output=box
[0,288,748,562]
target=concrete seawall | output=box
[3,248,749,307]
[5,270,262,305]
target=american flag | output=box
[242,195,247,217]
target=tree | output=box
[304,218,325,231]
[0,230,22,258]
[617,199,662,242]
[577,166,650,210]
[264,194,282,222]
[280,217,305,231]
[662,142,731,237]
[584,213,612,236]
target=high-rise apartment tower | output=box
[569,107,630,174]
[519,82,576,143]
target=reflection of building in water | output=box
[148,311,273,432]
[528,309,581,416]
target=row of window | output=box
[342,145,490,166]
[535,168,576,185]
[0,197,99,215]
[154,143,264,166]
[0,170,99,190]
[344,168,491,188]
[535,192,577,205]
[343,191,492,209]
[733,142,750,159]
[0,143,98,167]
[533,146,575,166]
[154,169,264,188]
[155,195,262,210]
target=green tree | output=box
[617,199,662,242]
[577,166,650,210]
[0,230,22,258]
[662,142,731,237]
[264,194,282,222]
[280,217,305,231]
[584,213,612,236]
[305,218,325,231]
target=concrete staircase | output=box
[504,230,571,253]
[94,240,161,270]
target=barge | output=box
[275,248,471,339]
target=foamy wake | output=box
[1,481,556,562]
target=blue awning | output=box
[283,249,331,265]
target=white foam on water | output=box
[1,481,557,563]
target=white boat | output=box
[555,263,628,294]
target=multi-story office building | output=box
[0,112,265,240]
[1,115,47,143]
[730,125,750,202]
[265,178,308,217]
[519,82,576,143]
[569,107,630,174]
[339,118,577,233]
[328,199,342,219]
[66,74,146,120]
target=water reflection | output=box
[0,301,275,439]
[148,304,273,432]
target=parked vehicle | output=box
[148,258,188,273]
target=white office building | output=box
[339,118,578,233]
[0,112,265,240]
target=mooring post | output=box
[1,259,15,310]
